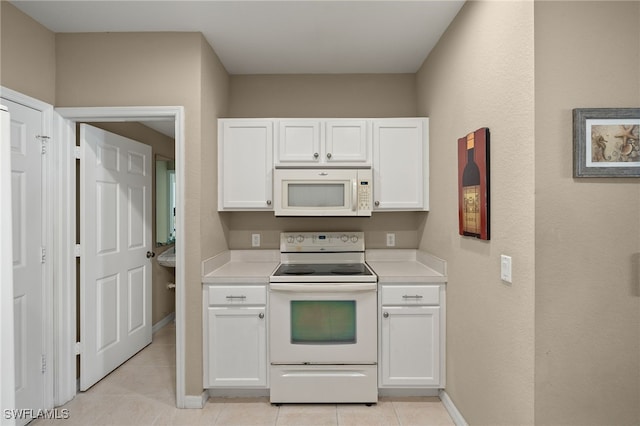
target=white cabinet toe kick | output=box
[270,364,378,404]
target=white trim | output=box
[51,114,76,406]
[55,106,186,408]
[0,104,16,426]
[183,392,208,409]
[152,312,176,334]
[439,390,468,426]
[0,87,55,413]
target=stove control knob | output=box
[350,235,358,243]
[287,236,295,244]
[341,234,349,242]
[296,235,304,243]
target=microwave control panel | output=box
[357,170,372,216]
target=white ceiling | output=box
[10,0,465,75]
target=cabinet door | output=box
[325,120,370,164]
[206,306,267,387]
[277,120,321,164]
[218,120,273,210]
[373,119,429,210]
[380,306,440,387]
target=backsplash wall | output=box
[221,211,427,250]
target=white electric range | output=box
[269,232,378,405]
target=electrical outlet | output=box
[251,233,261,247]
[501,255,512,283]
[386,233,396,247]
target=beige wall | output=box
[229,74,416,118]
[225,73,422,249]
[0,2,56,104]
[88,122,176,325]
[534,2,640,425]
[54,32,229,396]
[416,2,535,424]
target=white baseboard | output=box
[183,392,208,409]
[152,312,175,334]
[439,390,468,426]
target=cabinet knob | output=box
[259,312,265,319]
[374,201,380,207]
[313,152,319,159]
[266,200,272,206]
[326,153,332,159]
[383,312,389,318]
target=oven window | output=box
[290,301,356,344]
[288,184,345,207]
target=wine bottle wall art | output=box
[458,128,490,240]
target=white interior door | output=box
[80,124,152,390]
[4,97,45,425]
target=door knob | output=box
[146,251,156,259]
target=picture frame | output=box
[573,108,640,177]
[457,127,490,240]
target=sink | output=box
[157,246,176,267]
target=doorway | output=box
[54,107,187,408]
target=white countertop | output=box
[202,249,447,285]
[202,250,280,284]
[365,249,447,284]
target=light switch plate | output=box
[501,255,512,283]
[251,233,261,247]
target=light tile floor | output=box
[34,323,454,425]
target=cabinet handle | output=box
[374,201,380,207]
[259,312,265,319]
[266,200,272,205]
[326,153,332,159]
[383,312,389,318]
[313,152,319,159]
[226,295,247,300]
[402,295,423,299]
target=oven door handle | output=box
[270,283,377,292]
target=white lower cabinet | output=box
[379,284,444,388]
[204,285,268,388]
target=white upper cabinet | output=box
[218,117,429,212]
[277,120,321,164]
[218,119,273,210]
[276,119,370,167]
[372,118,429,211]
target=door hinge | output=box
[36,135,50,154]
[75,342,81,356]
[41,247,46,264]
[74,146,81,160]
[41,354,47,374]
[74,244,81,258]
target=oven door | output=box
[269,283,377,364]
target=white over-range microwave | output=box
[273,168,373,216]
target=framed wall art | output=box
[573,108,640,177]
[458,127,490,240]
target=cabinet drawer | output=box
[208,286,266,306]
[380,285,439,305]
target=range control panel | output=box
[280,232,365,253]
